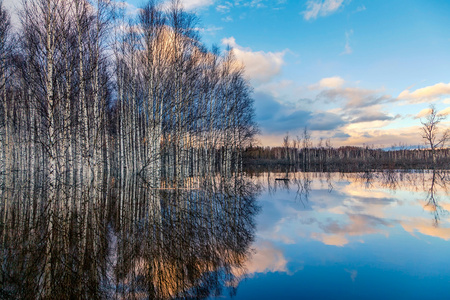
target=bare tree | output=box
[0,1,12,175]
[421,105,450,166]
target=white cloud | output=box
[311,76,345,89]
[438,107,450,116]
[302,0,346,21]
[183,0,215,10]
[216,4,231,13]
[317,86,392,109]
[163,0,215,11]
[415,108,432,119]
[222,37,287,83]
[398,82,450,103]
[221,16,233,22]
[341,29,353,55]
[194,25,223,35]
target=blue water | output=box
[219,171,450,299]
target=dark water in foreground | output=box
[1,170,449,299]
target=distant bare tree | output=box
[421,105,450,166]
[283,132,289,161]
[302,126,311,166]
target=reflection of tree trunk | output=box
[426,170,439,226]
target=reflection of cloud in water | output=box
[244,240,289,275]
[311,232,349,246]
[401,218,450,241]
[311,214,394,246]
[321,214,394,236]
[253,171,450,249]
[345,269,358,282]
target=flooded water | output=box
[1,170,450,299]
[227,170,450,300]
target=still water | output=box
[1,170,449,299]
[228,170,450,300]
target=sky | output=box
[5,0,450,147]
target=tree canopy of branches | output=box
[0,0,258,185]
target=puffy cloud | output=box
[253,92,309,134]
[332,131,351,139]
[342,125,422,148]
[268,110,312,133]
[438,107,450,116]
[302,0,346,21]
[310,76,345,89]
[350,110,399,123]
[398,82,450,103]
[308,112,346,130]
[253,92,347,135]
[317,87,393,109]
[254,92,284,122]
[222,37,286,83]
[415,108,433,119]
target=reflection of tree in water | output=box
[424,171,449,227]
[0,172,258,299]
[293,173,312,205]
[263,171,315,207]
[355,170,450,226]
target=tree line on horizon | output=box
[244,113,450,171]
[0,0,258,187]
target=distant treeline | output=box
[243,145,450,171]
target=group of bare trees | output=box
[245,106,450,171]
[0,1,258,297]
[0,0,257,186]
[245,143,450,171]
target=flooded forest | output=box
[1,0,450,299]
[0,0,258,298]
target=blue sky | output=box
[192,0,450,147]
[7,0,449,147]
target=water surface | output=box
[226,170,450,299]
[1,170,450,299]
